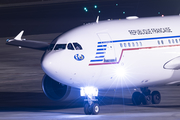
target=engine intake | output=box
[42,74,71,101]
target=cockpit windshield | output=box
[48,34,61,50]
[67,43,74,50]
[73,43,82,50]
[49,44,55,50]
[53,42,83,50]
[54,44,66,50]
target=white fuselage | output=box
[42,16,180,89]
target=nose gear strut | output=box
[81,87,100,115]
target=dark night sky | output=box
[80,0,180,18]
[1,0,180,37]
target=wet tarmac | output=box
[1,33,180,119]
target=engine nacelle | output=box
[42,74,80,101]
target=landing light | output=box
[115,67,127,78]
[80,86,98,96]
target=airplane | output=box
[6,15,180,115]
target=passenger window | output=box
[172,39,174,44]
[157,41,160,45]
[73,43,82,50]
[67,43,74,50]
[168,40,171,44]
[161,40,164,44]
[136,42,139,46]
[128,43,131,47]
[120,43,123,47]
[132,42,135,47]
[139,42,142,46]
[124,43,127,47]
[179,39,180,42]
[175,39,178,43]
[54,44,66,50]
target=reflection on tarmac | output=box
[1,34,180,120]
[1,112,180,120]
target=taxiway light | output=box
[84,7,88,12]
[94,5,97,9]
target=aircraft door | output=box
[97,33,116,62]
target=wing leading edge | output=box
[6,31,50,51]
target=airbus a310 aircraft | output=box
[6,15,180,115]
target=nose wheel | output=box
[84,102,100,115]
[81,87,100,115]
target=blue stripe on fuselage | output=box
[95,56,104,58]
[97,48,106,51]
[90,59,103,62]
[96,52,105,54]
[97,45,107,47]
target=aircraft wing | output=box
[6,31,50,51]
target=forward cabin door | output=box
[97,33,116,62]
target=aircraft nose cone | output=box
[41,54,56,76]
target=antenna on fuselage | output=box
[96,16,99,23]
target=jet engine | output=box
[42,74,79,101]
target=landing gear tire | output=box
[142,95,152,105]
[132,88,161,106]
[84,103,92,115]
[84,103,100,115]
[92,103,100,115]
[152,91,161,104]
[132,92,142,105]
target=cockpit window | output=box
[53,42,82,51]
[48,34,62,50]
[73,43,83,50]
[54,44,66,50]
[49,44,55,50]
[67,43,74,50]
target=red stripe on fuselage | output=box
[89,44,180,66]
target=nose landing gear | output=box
[81,87,100,115]
[132,87,161,105]
[84,102,100,115]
